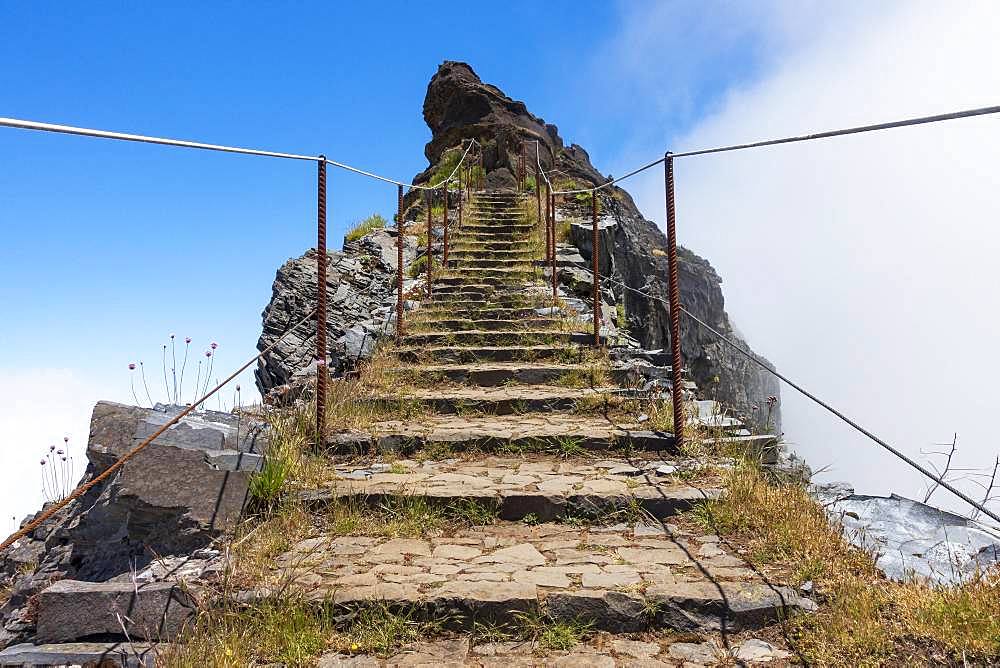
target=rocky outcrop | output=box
[0,402,253,647]
[255,228,417,396]
[411,61,781,428]
[814,483,1000,585]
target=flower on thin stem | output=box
[129,363,141,406]
[139,361,154,407]
[179,336,192,405]
[170,335,178,404]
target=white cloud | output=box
[609,1,1000,516]
[0,368,118,529]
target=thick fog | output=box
[614,1,1000,517]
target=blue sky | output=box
[4,2,998,525]
[0,1,763,386]
[0,1,773,522]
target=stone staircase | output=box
[283,192,811,664]
[0,192,803,667]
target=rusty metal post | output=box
[443,187,449,266]
[664,153,685,447]
[535,167,542,230]
[522,143,527,191]
[426,191,433,296]
[591,191,601,346]
[396,184,404,339]
[315,157,328,439]
[458,168,464,230]
[544,181,551,273]
[550,192,557,300]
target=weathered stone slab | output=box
[271,523,812,633]
[36,580,196,642]
[306,455,714,522]
[0,642,162,667]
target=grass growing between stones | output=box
[689,456,1000,665]
[473,613,594,652]
[319,495,500,538]
[329,603,444,656]
[344,213,387,242]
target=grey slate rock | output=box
[818,486,1000,585]
[36,580,196,642]
[0,642,161,667]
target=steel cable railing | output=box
[533,103,1000,447]
[0,116,484,436]
[546,104,1000,195]
[0,116,478,191]
[0,308,318,552]
[596,270,1000,526]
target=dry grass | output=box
[691,457,1000,665]
[319,495,499,538]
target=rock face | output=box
[0,402,251,647]
[814,483,1000,585]
[412,61,781,428]
[255,228,417,396]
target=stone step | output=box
[403,330,604,346]
[429,283,523,295]
[449,247,534,257]
[409,318,561,332]
[395,345,580,363]
[451,240,535,251]
[417,306,541,319]
[452,232,528,240]
[447,260,534,271]
[34,580,196,643]
[461,222,533,230]
[315,634,794,666]
[329,414,674,455]
[424,296,537,309]
[362,384,617,414]
[388,362,605,387]
[437,274,536,287]
[0,642,163,667]
[301,456,712,522]
[445,265,537,276]
[268,519,813,633]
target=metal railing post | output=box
[550,192,558,301]
[396,184,404,339]
[443,187,449,266]
[664,153,685,447]
[535,166,542,231]
[426,191,433,296]
[522,143,527,191]
[544,182,551,286]
[315,157,328,439]
[458,168,464,230]
[591,192,600,346]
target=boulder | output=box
[36,580,197,642]
[0,642,161,667]
[0,401,262,646]
[406,61,781,428]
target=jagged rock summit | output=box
[412,61,780,426]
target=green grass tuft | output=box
[345,213,387,242]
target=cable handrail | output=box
[0,307,319,552]
[544,103,1000,195]
[0,116,479,192]
[598,270,1000,526]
